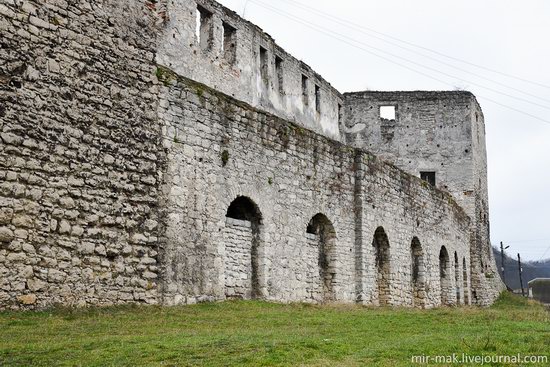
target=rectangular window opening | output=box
[197,5,213,51]
[259,46,268,85]
[302,74,309,107]
[380,105,396,121]
[420,171,436,187]
[220,24,224,52]
[195,9,201,42]
[315,85,321,114]
[275,56,284,95]
[222,22,237,63]
[338,103,343,124]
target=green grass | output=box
[0,292,548,366]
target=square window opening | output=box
[420,171,436,186]
[380,105,396,121]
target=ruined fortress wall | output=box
[355,156,472,307]
[343,91,503,304]
[0,0,165,309]
[156,0,344,141]
[158,73,472,308]
[1,0,489,310]
[469,99,503,305]
[343,91,477,214]
[157,73,358,304]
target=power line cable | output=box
[503,240,550,263]
[498,241,550,262]
[250,0,550,112]
[278,0,550,91]
[538,245,550,262]
[506,238,550,243]
[249,0,550,124]
[242,0,250,17]
[276,0,550,104]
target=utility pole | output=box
[500,242,510,287]
[517,253,525,297]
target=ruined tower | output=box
[343,91,502,304]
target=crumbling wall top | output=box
[157,0,344,140]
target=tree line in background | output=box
[493,247,550,290]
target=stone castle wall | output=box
[0,0,165,309]
[221,218,254,299]
[157,0,344,140]
[469,98,502,305]
[0,0,501,309]
[343,91,477,213]
[158,71,471,307]
[343,91,503,305]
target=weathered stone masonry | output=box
[343,92,502,305]
[0,0,502,309]
[158,72,471,307]
[0,0,165,308]
[157,0,344,140]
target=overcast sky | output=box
[217,0,550,261]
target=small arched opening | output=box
[223,196,262,300]
[463,257,469,305]
[439,246,452,306]
[373,227,391,306]
[454,252,461,305]
[306,214,337,302]
[411,237,426,308]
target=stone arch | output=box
[306,213,337,302]
[463,257,469,305]
[410,237,426,307]
[454,252,461,305]
[372,227,391,306]
[439,246,452,306]
[223,196,263,299]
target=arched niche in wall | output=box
[454,252,461,305]
[372,227,391,306]
[411,237,426,308]
[306,213,337,302]
[223,196,263,300]
[463,257,470,305]
[439,246,452,306]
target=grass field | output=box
[1,292,549,366]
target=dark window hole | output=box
[9,79,22,88]
[420,171,436,186]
